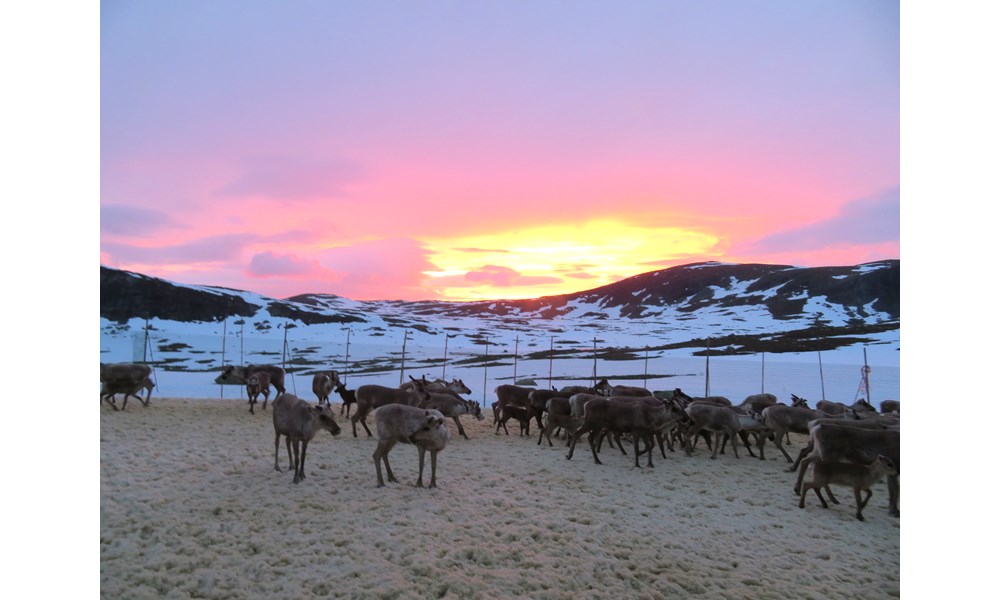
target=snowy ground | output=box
[100,397,900,599]
[102,324,899,407]
[100,314,901,599]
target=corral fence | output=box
[101,320,900,405]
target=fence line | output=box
[101,323,900,402]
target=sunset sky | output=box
[100,1,899,301]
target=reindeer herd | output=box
[101,362,900,521]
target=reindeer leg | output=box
[274,434,282,471]
[739,431,756,458]
[298,441,308,482]
[683,426,700,456]
[567,425,590,460]
[429,450,438,488]
[588,431,603,465]
[384,455,398,483]
[615,433,627,456]
[375,440,398,485]
[416,446,426,488]
[855,488,871,521]
[453,416,468,440]
[373,445,385,487]
[774,432,794,462]
[793,456,814,496]
[755,429,768,461]
[813,485,829,508]
[710,431,722,459]
[887,474,900,517]
[291,440,302,484]
[789,440,813,473]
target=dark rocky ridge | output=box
[100,267,261,323]
[101,260,899,329]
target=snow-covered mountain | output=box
[100,260,899,379]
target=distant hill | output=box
[101,261,899,368]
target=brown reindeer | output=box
[272,393,342,484]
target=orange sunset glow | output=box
[424,220,722,300]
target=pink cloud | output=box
[315,238,438,300]
[733,188,900,255]
[247,251,342,279]
[103,233,260,264]
[101,204,186,235]
[462,265,562,288]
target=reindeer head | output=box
[467,400,485,421]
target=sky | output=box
[5,2,993,596]
[100,0,900,301]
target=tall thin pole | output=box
[442,335,449,380]
[283,323,297,395]
[760,352,765,394]
[482,335,490,404]
[643,348,649,389]
[399,331,410,386]
[513,335,519,384]
[343,327,351,386]
[143,318,150,363]
[238,320,245,399]
[592,338,598,387]
[548,336,554,389]
[818,351,826,400]
[282,324,289,371]
[220,319,227,399]
[704,339,711,397]
[863,347,871,404]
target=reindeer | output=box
[351,377,432,437]
[417,392,484,440]
[246,372,272,414]
[566,397,671,468]
[312,371,341,406]
[799,455,898,521]
[272,393,341,484]
[373,405,451,488]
